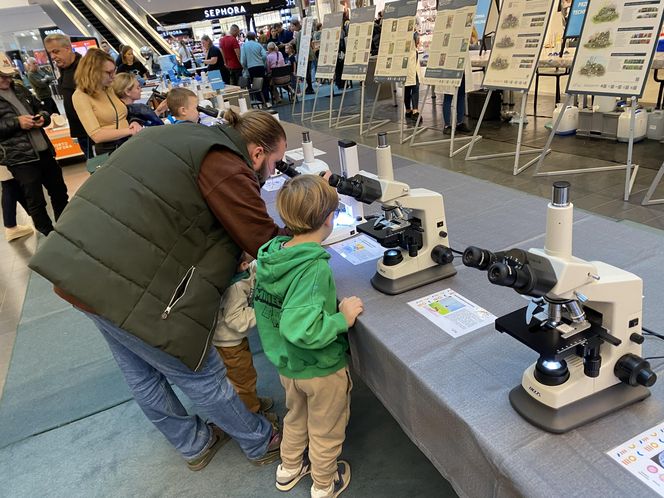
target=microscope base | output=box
[371,263,457,295]
[509,383,651,434]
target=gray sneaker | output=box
[249,426,282,466]
[186,424,231,471]
[275,449,311,491]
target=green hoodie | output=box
[254,236,349,379]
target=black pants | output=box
[229,68,243,86]
[1,179,28,228]
[77,135,93,159]
[306,61,314,92]
[8,150,69,236]
[248,66,269,101]
[404,75,420,111]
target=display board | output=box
[296,17,315,79]
[342,6,377,81]
[565,0,589,38]
[374,0,419,82]
[315,12,344,80]
[474,0,493,38]
[423,0,477,88]
[567,0,664,97]
[482,0,557,91]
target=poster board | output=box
[342,6,377,81]
[296,17,315,79]
[315,12,344,80]
[565,0,589,38]
[374,0,419,82]
[482,0,557,91]
[566,0,664,97]
[423,0,478,88]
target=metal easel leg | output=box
[465,89,493,160]
[642,161,664,205]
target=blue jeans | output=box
[443,77,466,126]
[83,311,273,461]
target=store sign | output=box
[38,27,65,40]
[204,5,248,19]
[158,28,194,38]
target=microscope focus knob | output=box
[574,292,589,304]
[615,354,657,387]
[431,245,454,265]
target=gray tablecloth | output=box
[273,122,664,497]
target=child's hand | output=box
[339,296,364,327]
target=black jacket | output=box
[0,82,53,166]
[57,52,86,138]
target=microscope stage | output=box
[495,306,606,360]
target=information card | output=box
[483,0,557,91]
[408,289,497,338]
[423,0,478,88]
[375,0,419,82]
[342,6,377,81]
[296,17,315,79]
[315,12,345,80]
[329,234,385,265]
[608,420,664,495]
[567,0,664,97]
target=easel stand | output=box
[465,89,546,174]
[291,76,306,123]
[335,81,367,134]
[362,82,392,135]
[409,84,481,157]
[642,161,664,205]
[366,82,426,144]
[309,79,335,127]
[533,95,640,201]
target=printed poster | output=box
[608,420,664,495]
[315,12,344,80]
[566,0,664,97]
[407,289,497,338]
[374,0,419,82]
[483,0,557,91]
[342,6,377,81]
[423,0,478,88]
[296,17,315,79]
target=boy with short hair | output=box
[213,252,275,420]
[166,87,199,123]
[254,175,364,498]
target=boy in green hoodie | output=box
[254,175,364,498]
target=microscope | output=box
[328,133,456,294]
[285,131,331,175]
[277,137,364,245]
[463,181,656,433]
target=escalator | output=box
[69,0,123,50]
[105,0,168,55]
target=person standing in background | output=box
[43,33,90,158]
[241,32,267,81]
[220,25,243,86]
[201,35,229,83]
[177,40,194,69]
[100,40,119,61]
[404,32,421,122]
[25,58,58,116]
[117,46,150,79]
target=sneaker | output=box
[249,426,282,466]
[405,110,413,118]
[305,88,315,95]
[443,126,452,135]
[259,396,274,412]
[262,410,279,425]
[275,449,311,491]
[310,460,351,498]
[5,224,33,242]
[186,424,231,471]
[456,123,472,133]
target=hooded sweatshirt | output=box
[254,236,348,379]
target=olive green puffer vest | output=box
[29,123,253,370]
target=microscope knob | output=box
[431,245,454,265]
[630,333,645,345]
[615,354,657,387]
[574,292,589,303]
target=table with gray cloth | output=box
[271,122,664,497]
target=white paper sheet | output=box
[329,234,385,265]
[284,147,327,162]
[408,288,497,338]
[262,175,287,192]
[608,421,664,496]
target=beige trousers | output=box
[279,367,352,489]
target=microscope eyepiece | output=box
[462,246,497,270]
[328,174,382,204]
[487,262,534,293]
[276,160,300,178]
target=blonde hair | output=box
[74,48,115,96]
[277,175,338,234]
[223,109,286,155]
[121,45,134,65]
[111,72,137,100]
[167,87,197,116]
[43,33,71,48]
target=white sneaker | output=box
[310,461,351,498]
[276,450,311,491]
[5,224,33,241]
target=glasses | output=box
[104,70,115,77]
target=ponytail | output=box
[223,109,286,153]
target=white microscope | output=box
[276,135,364,245]
[328,133,456,294]
[463,181,656,433]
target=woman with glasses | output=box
[72,48,142,156]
